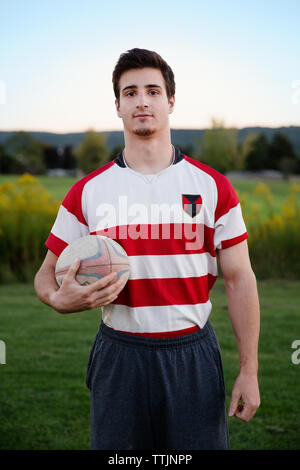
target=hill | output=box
[0,126,300,154]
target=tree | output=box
[268,132,296,170]
[73,129,109,174]
[240,132,259,171]
[42,143,61,169]
[5,131,45,174]
[174,144,195,159]
[197,119,239,173]
[0,144,12,173]
[279,157,297,180]
[62,145,76,170]
[109,145,124,162]
[245,133,270,171]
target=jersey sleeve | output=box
[213,176,248,250]
[45,181,89,257]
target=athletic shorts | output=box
[86,319,230,450]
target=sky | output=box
[1,0,300,133]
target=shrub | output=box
[244,183,300,279]
[0,174,59,282]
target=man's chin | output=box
[134,127,156,137]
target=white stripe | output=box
[51,205,89,245]
[214,203,247,249]
[83,162,218,232]
[102,301,212,333]
[127,252,218,280]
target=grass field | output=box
[0,279,299,450]
[0,174,77,202]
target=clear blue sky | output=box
[1,0,300,132]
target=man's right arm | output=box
[34,250,124,314]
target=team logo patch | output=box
[182,194,202,218]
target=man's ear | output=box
[168,95,175,114]
[115,98,121,118]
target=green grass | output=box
[0,279,299,450]
[229,178,296,197]
[232,178,299,219]
[0,174,78,202]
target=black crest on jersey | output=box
[182,194,202,218]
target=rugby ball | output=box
[55,235,130,288]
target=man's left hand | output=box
[228,372,260,422]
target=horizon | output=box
[1,124,300,136]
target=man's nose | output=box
[136,92,149,108]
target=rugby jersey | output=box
[45,146,248,336]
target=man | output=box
[34,48,260,450]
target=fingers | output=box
[81,273,125,309]
[228,373,260,422]
[86,271,118,292]
[228,390,240,418]
[63,258,81,283]
[234,400,259,422]
[229,394,260,422]
[61,268,125,310]
[91,278,124,306]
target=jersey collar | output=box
[114,146,185,168]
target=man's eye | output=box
[126,91,135,96]
[149,90,159,95]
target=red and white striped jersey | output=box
[46,147,248,336]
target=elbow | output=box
[224,266,257,291]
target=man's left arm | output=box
[217,239,261,422]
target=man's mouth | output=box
[134,114,153,118]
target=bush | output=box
[0,174,59,282]
[240,183,300,279]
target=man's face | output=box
[115,67,175,137]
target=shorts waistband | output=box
[99,320,211,349]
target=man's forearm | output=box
[34,265,59,308]
[224,269,260,374]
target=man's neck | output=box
[123,132,173,175]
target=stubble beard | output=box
[134,127,156,137]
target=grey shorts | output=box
[86,319,229,450]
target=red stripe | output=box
[184,156,240,223]
[221,232,248,249]
[91,223,216,257]
[113,274,217,308]
[62,160,115,226]
[45,233,68,257]
[115,325,201,338]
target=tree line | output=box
[192,119,300,177]
[0,122,299,177]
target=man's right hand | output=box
[50,258,125,313]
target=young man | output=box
[34,48,260,450]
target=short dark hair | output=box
[112,48,175,104]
